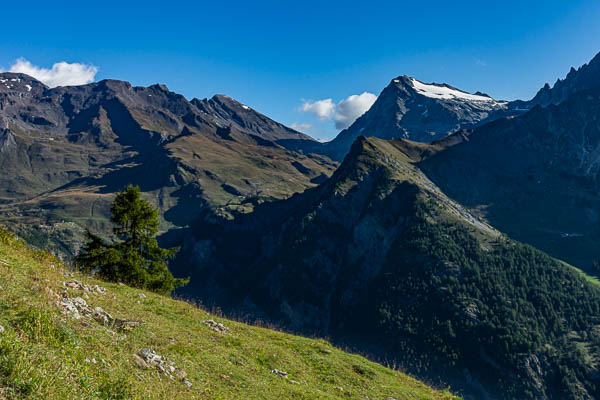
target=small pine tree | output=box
[76,185,188,294]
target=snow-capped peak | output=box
[409,78,496,102]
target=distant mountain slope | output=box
[0,73,336,256]
[173,136,600,400]
[324,76,512,160]
[191,94,315,148]
[419,85,600,270]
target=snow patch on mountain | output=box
[410,78,496,102]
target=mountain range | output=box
[323,51,600,161]
[2,50,600,399]
[167,52,600,399]
[0,73,336,255]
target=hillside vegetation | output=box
[0,228,457,400]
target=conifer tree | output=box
[76,185,188,294]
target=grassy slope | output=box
[0,229,457,400]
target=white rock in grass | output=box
[271,369,288,378]
[203,319,230,334]
[72,297,88,307]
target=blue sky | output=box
[1,0,599,140]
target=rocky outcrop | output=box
[57,280,143,331]
[203,319,229,334]
[133,348,191,387]
[0,128,15,153]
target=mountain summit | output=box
[324,75,509,160]
[324,52,600,161]
[191,94,314,145]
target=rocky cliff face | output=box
[0,118,16,153]
[324,75,512,160]
[0,73,336,255]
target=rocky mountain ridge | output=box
[517,51,600,108]
[325,51,600,160]
[0,73,336,255]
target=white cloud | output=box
[299,92,377,130]
[300,98,335,120]
[7,58,98,88]
[333,92,377,129]
[290,122,313,132]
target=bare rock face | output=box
[0,116,15,153]
[0,128,15,153]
